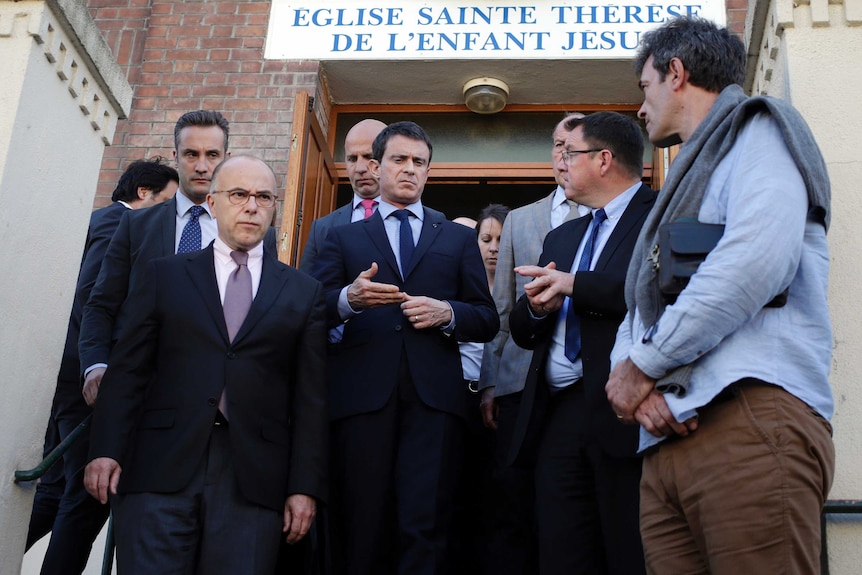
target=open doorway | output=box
[335,180,555,222]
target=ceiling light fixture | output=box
[463,77,510,114]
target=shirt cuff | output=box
[84,363,108,377]
[441,301,455,335]
[337,285,362,321]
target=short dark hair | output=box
[563,112,644,179]
[634,17,745,93]
[173,110,230,152]
[476,204,510,233]
[111,157,179,203]
[372,121,433,163]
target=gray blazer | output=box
[299,202,354,275]
[480,189,576,397]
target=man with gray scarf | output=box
[606,17,834,574]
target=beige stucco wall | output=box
[750,1,862,573]
[0,1,128,573]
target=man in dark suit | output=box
[79,110,276,404]
[299,118,386,274]
[26,157,178,574]
[479,113,587,575]
[84,155,328,574]
[509,113,655,575]
[313,121,499,575]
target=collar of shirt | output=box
[377,198,424,222]
[175,189,214,220]
[117,200,133,210]
[550,186,588,228]
[351,193,380,222]
[596,181,641,224]
[212,237,264,302]
[551,185,569,211]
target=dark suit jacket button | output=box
[395,325,402,332]
[207,397,217,406]
[227,351,236,359]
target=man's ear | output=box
[368,158,381,178]
[206,193,216,216]
[667,57,688,89]
[137,187,152,201]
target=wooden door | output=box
[278,91,337,267]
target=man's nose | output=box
[244,195,260,211]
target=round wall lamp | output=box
[463,77,510,114]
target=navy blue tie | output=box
[392,210,414,275]
[564,208,607,362]
[177,205,205,254]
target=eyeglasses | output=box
[560,149,605,165]
[212,189,276,208]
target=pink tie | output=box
[220,251,252,419]
[360,199,377,219]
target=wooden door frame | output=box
[328,103,650,182]
[279,91,337,267]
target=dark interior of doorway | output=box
[336,181,556,223]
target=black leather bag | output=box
[658,220,787,307]
[658,220,724,297]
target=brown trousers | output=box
[640,380,834,575]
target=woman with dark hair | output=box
[475,203,510,293]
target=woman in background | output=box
[453,203,510,574]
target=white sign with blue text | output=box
[265,1,726,60]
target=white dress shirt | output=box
[545,182,641,388]
[212,237,263,301]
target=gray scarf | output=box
[625,84,831,396]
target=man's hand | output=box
[82,367,106,406]
[605,357,656,423]
[401,295,452,330]
[84,457,121,504]
[515,262,572,316]
[283,494,317,544]
[346,263,406,310]
[634,391,698,438]
[480,387,498,430]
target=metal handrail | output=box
[823,500,862,514]
[12,412,115,573]
[14,414,92,483]
[821,499,862,575]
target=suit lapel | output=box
[531,191,555,239]
[232,253,289,344]
[334,203,353,226]
[185,245,230,344]
[595,184,654,271]
[362,212,401,279]
[558,215,591,272]
[161,197,178,256]
[404,208,443,279]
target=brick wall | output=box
[88,0,320,208]
[725,0,749,37]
